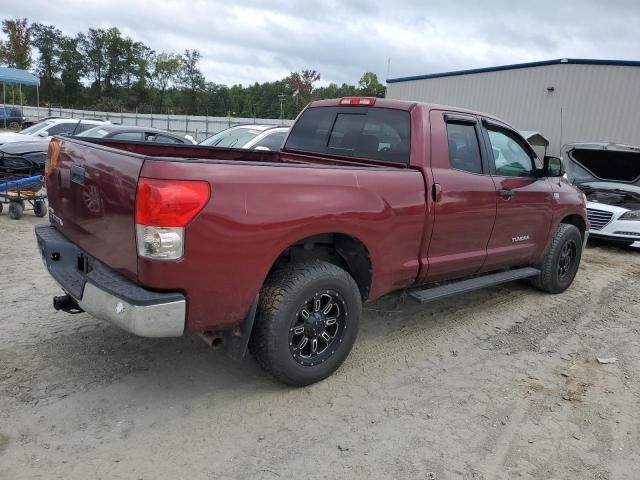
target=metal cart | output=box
[0,155,48,220]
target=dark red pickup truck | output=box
[36,97,587,385]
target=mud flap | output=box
[221,296,259,361]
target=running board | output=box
[408,267,541,304]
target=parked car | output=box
[76,124,197,144]
[36,97,586,386]
[0,107,25,128]
[565,142,640,246]
[0,141,48,175]
[0,118,109,145]
[200,125,289,150]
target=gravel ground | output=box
[1,213,639,480]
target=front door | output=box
[480,121,553,271]
[423,111,497,283]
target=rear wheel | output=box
[250,259,362,386]
[532,223,583,293]
[8,201,24,220]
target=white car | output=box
[200,125,289,151]
[0,118,109,145]
[565,142,640,246]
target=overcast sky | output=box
[2,0,639,86]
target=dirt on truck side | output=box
[2,214,639,479]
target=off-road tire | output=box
[532,223,583,293]
[8,201,24,220]
[249,259,362,386]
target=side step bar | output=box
[408,267,541,304]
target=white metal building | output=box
[386,59,640,154]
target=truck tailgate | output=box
[46,139,144,280]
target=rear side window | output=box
[252,131,287,151]
[446,123,483,174]
[285,106,410,163]
[110,132,144,141]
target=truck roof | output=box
[308,97,511,127]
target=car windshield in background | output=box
[200,127,263,148]
[77,127,110,138]
[285,106,411,163]
[19,121,54,135]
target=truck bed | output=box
[46,136,425,332]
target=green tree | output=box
[59,35,86,105]
[152,52,181,112]
[78,28,108,97]
[358,71,385,97]
[31,23,63,100]
[0,18,32,69]
[178,50,205,114]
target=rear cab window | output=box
[284,106,411,163]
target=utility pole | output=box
[278,94,286,123]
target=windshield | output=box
[19,121,54,135]
[200,127,262,148]
[77,126,111,138]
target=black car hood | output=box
[564,143,640,185]
[0,140,49,155]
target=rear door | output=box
[423,111,497,282]
[480,120,553,270]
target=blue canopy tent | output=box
[0,67,40,128]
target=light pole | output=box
[278,94,286,123]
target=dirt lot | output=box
[1,213,639,480]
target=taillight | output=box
[135,178,210,260]
[339,97,376,106]
[45,139,61,178]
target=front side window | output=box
[285,106,411,163]
[446,123,483,174]
[47,122,80,136]
[20,121,54,135]
[487,129,535,178]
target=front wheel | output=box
[249,259,362,386]
[532,223,583,293]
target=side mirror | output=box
[37,130,48,137]
[543,156,564,177]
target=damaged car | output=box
[564,142,640,246]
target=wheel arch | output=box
[266,232,373,301]
[560,214,587,240]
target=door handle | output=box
[432,183,443,202]
[497,188,513,199]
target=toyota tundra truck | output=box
[36,98,587,386]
